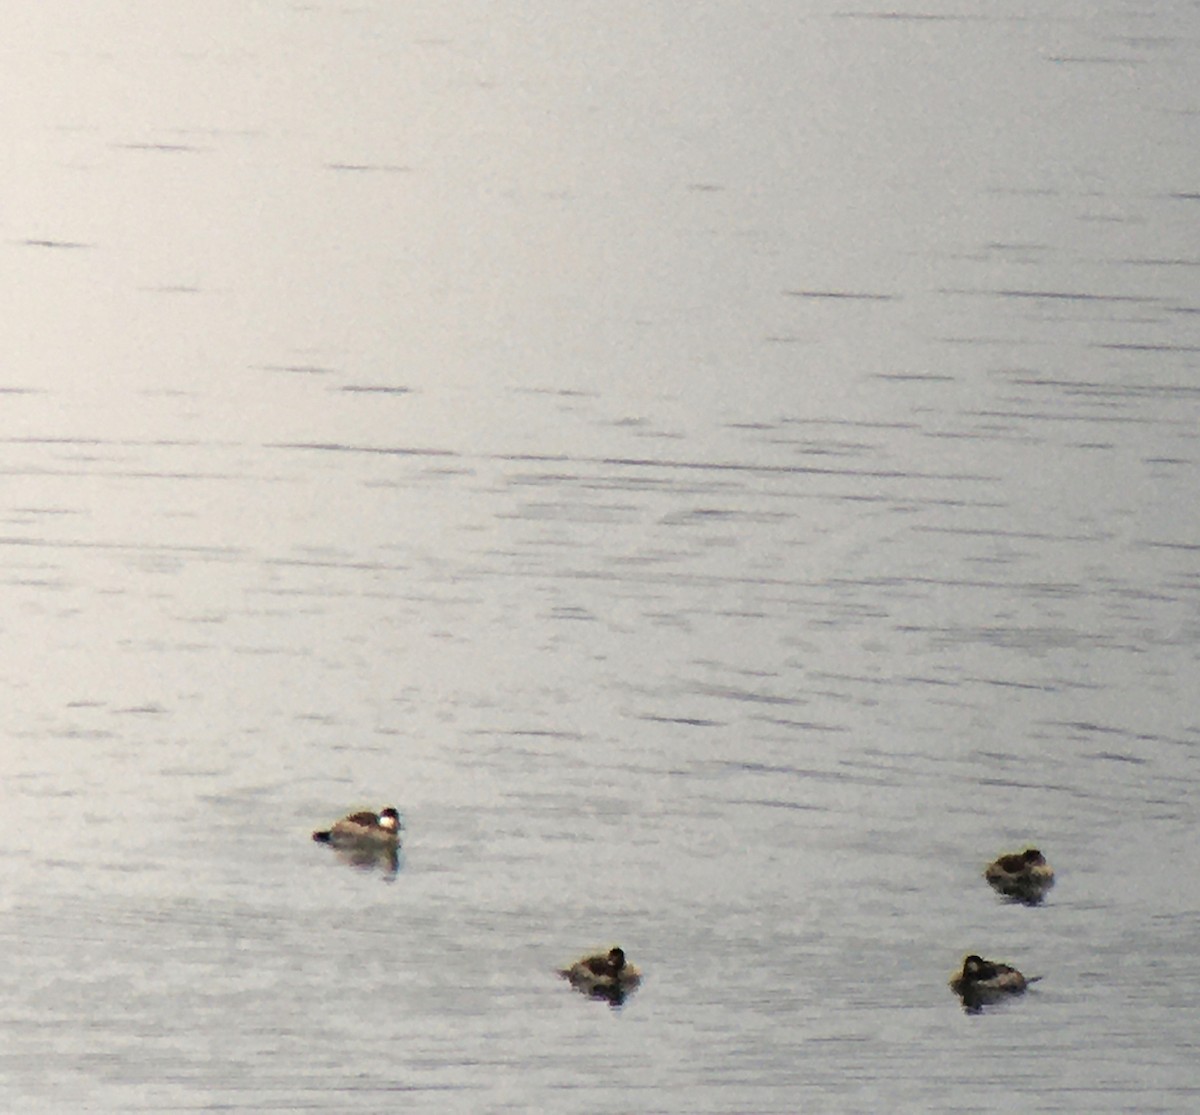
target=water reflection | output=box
[322,843,403,881]
[564,981,639,1011]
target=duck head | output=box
[960,955,993,982]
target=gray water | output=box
[3,2,1199,1111]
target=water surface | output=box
[2,3,1199,1111]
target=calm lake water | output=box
[3,2,1199,1111]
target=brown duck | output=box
[984,847,1054,902]
[950,954,1039,1010]
[559,947,642,995]
[312,806,403,850]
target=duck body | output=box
[313,807,403,850]
[559,947,641,999]
[984,847,1054,902]
[950,954,1037,1010]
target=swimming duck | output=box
[312,807,403,850]
[950,954,1037,1010]
[984,847,1054,903]
[559,947,641,1000]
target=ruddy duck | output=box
[559,947,641,1001]
[950,954,1038,1010]
[984,847,1054,903]
[312,807,403,849]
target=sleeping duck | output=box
[984,847,1054,903]
[559,947,641,1002]
[312,807,403,850]
[950,954,1038,1011]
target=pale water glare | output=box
[2,2,1200,1112]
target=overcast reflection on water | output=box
[2,2,1200,1112]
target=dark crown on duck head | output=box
[378,807,401,830]
[1022,848,1045,864]
[607,947,626,972]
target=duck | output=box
[984,847,1054,903]
[559,947,641,1001]
[950,954,1038,1010]
[312,806,403,850]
